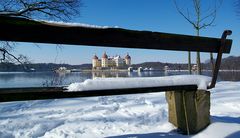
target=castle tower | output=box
[125,53,131,65]
[92,54,99,68]
[102,52,108,67]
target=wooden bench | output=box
[0,16,233,134]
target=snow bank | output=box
[67,75,212,91]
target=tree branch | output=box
[199,0,222,23]
[173,0,198,29]
[199,12,216,29]
[0,48,22,65]
[0,0,82,21]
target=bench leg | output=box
[165,90,210,134]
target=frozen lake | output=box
[0,71,240,88]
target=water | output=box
[0,71,240,88]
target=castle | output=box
[92,52,131,69]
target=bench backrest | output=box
[0,16,232,53]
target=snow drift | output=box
[67,75,212,91]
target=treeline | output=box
[0,63,91,72]
[132,62,188,70]
[132,56,240,70]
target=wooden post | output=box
[166,90,210,134]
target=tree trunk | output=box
[188,51,192,74]
[196,52,201,74]
[196,29,201,75]
[210,52,214,74]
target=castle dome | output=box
[92,54,98,59]
[102,52,108,59]
[125,53,131,59]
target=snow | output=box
[193,122,240,138]
[39,20,118,29]
[67,75,212,91]
[0,81,240,138]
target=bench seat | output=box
[0,75,211,102]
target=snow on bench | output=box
[39,20,116,29]
[67,75,212,92]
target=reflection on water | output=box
[0,70,239,88]
[92,70,186,78]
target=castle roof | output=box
[102,52,108,59]
[92,54,98,59]
[125,53,131,59]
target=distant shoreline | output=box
[1,69,240,73]
[77,69,240,72]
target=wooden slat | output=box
[0,16,232,53]
[0,87,64,93]
[0,85,197,102]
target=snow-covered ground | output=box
[0,81,240,138]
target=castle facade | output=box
[92,52,131,69]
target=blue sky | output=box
[12,0,239,65]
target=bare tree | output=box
[0,0,82,67]
[173,0,222,74]
[0,0,82,20]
